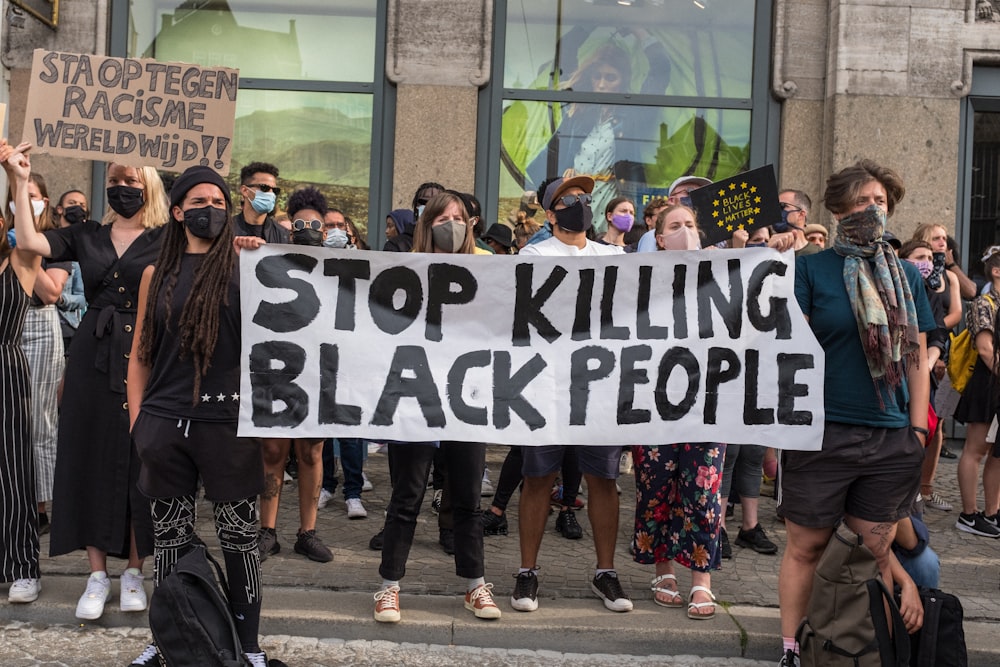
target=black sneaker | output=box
[294,529,333,562]
[129,644,165,666]
[258,527,280,562]
[510,570,538,612]
[720,527,732,559]
[482,510,508,536]
[985,512,999,527]
[369,528,384,551]
[555,509,583,539]
[430,489,442,515]
[736,523,778,554]
[725,504,734,519]
[939,447,957,459]
[591,571,632,612]
[778,649,800,667]
[955,512,1000,538]
[439,528,455,555]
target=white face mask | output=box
[9,199,47,219]
[658,225,701,251]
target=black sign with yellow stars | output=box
[688,165,780,246]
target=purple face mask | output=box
[906,258,934,279]
[610,213,634,232]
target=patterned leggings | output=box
[150,496,262,653]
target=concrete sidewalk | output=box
[5,441,1000,663]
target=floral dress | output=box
[632,442,726,572]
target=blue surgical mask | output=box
[250,190,275,214]
[324,228,350,248]
[6,229,15,248]
[416,204,426,219]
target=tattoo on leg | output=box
[869,522,893,551]
[262,473,281,500]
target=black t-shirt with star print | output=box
[140,253,242,422]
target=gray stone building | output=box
[1,0,999,276]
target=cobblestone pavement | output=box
[0,622,773,667]
[35,440,1000,623]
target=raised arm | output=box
[1,141,52,258]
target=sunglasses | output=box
[555,193,593,208]
[247,183,281,197]
[292,218,323,231]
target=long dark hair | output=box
[137,195,235,404]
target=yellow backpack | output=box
[947,294,994,394]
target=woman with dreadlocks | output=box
[125,166,271,667]
[775,159,934,666]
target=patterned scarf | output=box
[926,252,946,291]
[833,205,920,391]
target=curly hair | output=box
[287,186,328,219]
[240,161,279,184]
[137,183,235,405]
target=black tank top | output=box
[140,254,241,422]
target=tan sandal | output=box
[687,585,716,620]
[650,573,683,608]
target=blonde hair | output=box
[101,164,169,229]
[655,204,699,235]
[911,222,947,245]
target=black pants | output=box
[380,441,485,581]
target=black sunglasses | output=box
[247,183,281,197]
[292,218,323,231]
[556,193,593,208]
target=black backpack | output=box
[148,544,250,667]
[902,587,968,667]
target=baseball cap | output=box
[542,175,595,211]
[667,176,712,196]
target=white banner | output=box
[239,245,825,450]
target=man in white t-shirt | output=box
[512,175,633,615]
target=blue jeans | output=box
[321,438,367,500]
[898,546,940,589]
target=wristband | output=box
[911,426,929,436]
[946,263,956,269]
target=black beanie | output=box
[170,165,232,211]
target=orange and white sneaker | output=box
[374,585,401,623]
[464,583,502,620]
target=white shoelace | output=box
[468,583,496,605]
[84,577,109,598]
[374,585,399,607]
[134,644,159,664]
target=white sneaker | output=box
[346,497,368,519]
[318,487,335,509]
[76,572,111,620]
[480,477,495,497]
[361,472,374,492]
[120,568,147,612]
[8,578,40,603]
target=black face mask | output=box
[183,206,229,240]
[62,205,88,225]
[106,185,145,219]
[292,228,324,246]
[552,202,593,233]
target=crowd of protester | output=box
[1,136,998,667]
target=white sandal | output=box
[687,585,716,620]
[650,574,683,608]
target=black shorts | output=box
[777,422,923,528]
[521,445,621,479]
[132,411,264,502]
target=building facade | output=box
[1,0,998,276]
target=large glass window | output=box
[119,0,381,239]
[492,0,761,233]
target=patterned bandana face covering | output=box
[833,204,919,391]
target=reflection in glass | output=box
[503,2,754,99]
[128,0,377,82]
[501,101,750,233]
[969,111,1000,280]
[231,90,372,234]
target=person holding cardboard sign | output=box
[0,139,45,605]
[11,151,168,622]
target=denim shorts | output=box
[521,445,621,479]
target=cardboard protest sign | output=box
[21,50,238,175]
[239,247,825,450]
[690,165,781,246]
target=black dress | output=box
[0,259,38,581]
[46,222,164,559]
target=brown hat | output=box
[803,223,828,239]
[542,175,595,211]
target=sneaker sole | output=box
[294,546,334,563]
[465,601,502,619]
[374,610,401,623]
[8,590,40,603]
[955,521,1000,538]
[75,602,108,620]
[348,513,368,519]
[120,598,148,612]
[590,583,633,612]
[734,538,778,554]
[483,528,508,536]
[510,597,538,612]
